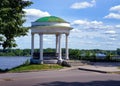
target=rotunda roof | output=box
[35,16,67,23]
[31,16,73,34]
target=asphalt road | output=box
[0,69,120,86]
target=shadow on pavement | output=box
[33,80,120,86]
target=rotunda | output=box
[30,16,73,64]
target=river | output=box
[0,56,31,70]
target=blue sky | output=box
[15,0,120,50]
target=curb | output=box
[78,68,108,73]
[78,68,120,74]
[59,66,120,74]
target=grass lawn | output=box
[7,64,63,73]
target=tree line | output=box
[0,48,120,62]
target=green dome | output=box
[35,16,67,23]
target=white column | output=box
[58,34,62,61]
[31,33,34,58]
[65,34,69,60]
[56,34,59,58]
[39,33,43,64]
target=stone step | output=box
[65,60,91,66]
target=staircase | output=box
[65,60,91,66]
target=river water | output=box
[0,56,31,70]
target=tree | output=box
[0,36,4,46]
[0,0,32,49]
[116,48,120,55]
[69,49,80,60]
[82,50,89,60]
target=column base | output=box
[57,59,63,65]
[30,58,43,64]
[65,57,69,60]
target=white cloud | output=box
[23,9,50,18]
[104,5,120,19]
[72,20,103,26]
[69,28,108,49]
[70,28,104,41]
[72,19,120,32]
[72,20,89,25]
[70,19,120,50]
[71,0,96,9]
[104,30,116,34]
[91,20,103,25]
[71,28,82,33]
[108,37,117,41]
[104,13,120,19]
[110,5,120,12]
[23,9,51,26]
[116,25,120,28]
[72,19,103,29]
[71,2,93,9]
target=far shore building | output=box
[30,16,73,64]
[96,53,106,59]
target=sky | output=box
[15,0,120,50]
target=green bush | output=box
[69,49,81,60]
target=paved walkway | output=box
[60,62,120,73]
[0,69,120,86]
[0,62,120,86]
